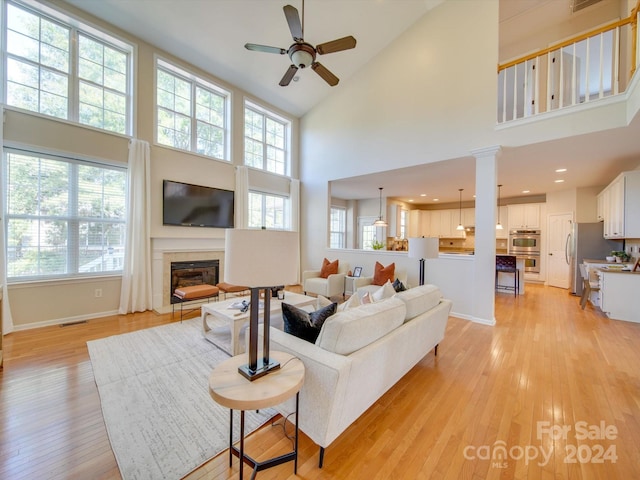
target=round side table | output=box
[209,351,304,480]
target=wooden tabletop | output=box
[209,351,304,411]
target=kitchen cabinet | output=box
[508,203,541,229]
[430,210,451,237]
[599,171,640,239]
[599,270,640,323]
[596,192,605,222]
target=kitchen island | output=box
[597,266,640,323]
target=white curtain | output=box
[235,165,249,229]
[1,107,14,335]
[119,139,152,314]
[290,178,300,232]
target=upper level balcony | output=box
[497,0,639,133]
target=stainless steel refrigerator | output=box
[569,222,620,295]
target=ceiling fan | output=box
[244,0,356,87]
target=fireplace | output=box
[170,260,219,304]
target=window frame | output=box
[2,146,127,283]
[244,100,291,176]
[2,0,135,135]
[330,206,346,248]
[247,190,291,231]
[155,57,231,161]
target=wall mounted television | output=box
[163,180,234,228]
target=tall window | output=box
[330,207,346,248]
[156,59,230,159]
[3,1,133,134]
[399,209,407,239]
[244,101,290,175]
[248,191,289,230]
[3,149,127,280]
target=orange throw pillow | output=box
[372,261,395,286]
[320,258,339,278]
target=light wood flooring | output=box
[2,284,640,479]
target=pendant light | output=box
[372,187,388,227]
[496,184,504,230]
[456,188,464,230]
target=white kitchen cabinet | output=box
[508,203,541,229]
[420,210,431,236]
[600,271,640,323]
[408,210,420,238]
[450,208,467,238]
[596,191,605,222]
[463,208,475,227]
[600,171,640,239]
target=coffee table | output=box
[201,291,316,355]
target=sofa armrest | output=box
[267,327,352,448]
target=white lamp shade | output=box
[224,229,299,287]
[291,49,313,68]
[408,237,439,259]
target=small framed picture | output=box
[353,266,362,277]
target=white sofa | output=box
[268,284,453,467]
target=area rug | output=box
[87,318,276,480]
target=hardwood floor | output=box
[2,284,640,479]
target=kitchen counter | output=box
[596,267,640,323]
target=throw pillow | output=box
[320,258,339,278]
[393,278,407,292]
[361,292,373,304]
[372,280,397,302]
[372,261,395,286]
[339,293,362,311]
[282,301,337,343]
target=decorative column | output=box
[471,145,501,326]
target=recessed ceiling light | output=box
[433,198,439,202]
[420,193,427,197]
[409,199,414,202]
[555,168,567,173]
[555,179,565,183]
[522,190,530,193]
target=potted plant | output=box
[371,240,385,250]
[611,250,631,263]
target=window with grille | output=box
[3,149,127,281]
[3,0,133,134]
[156,59,230,160]
[244,101,290,175]
[330,207,346,248]
[247,191,291,230]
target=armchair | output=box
[303,262,350,299]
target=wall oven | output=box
[509,229,541,255]
[509,229,541,273]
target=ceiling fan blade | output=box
[316,35,357,55]
[245,43,286,55]
[311,62,339,86]
[283,5,303,41]
[279,65,298,86]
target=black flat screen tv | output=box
[163,180,234,228]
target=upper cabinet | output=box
[507,203,541,229]
[598,171,640,239]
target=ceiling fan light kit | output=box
[244,0,356,87]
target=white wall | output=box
[300,0,500,321]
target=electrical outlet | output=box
[95,288,103,298]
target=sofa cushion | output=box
[320,258,339,278]
[394,284,443,322]
[372,261,395,286]
[339,293,361,311]
[282,301,337,343]
[315,297,406,355]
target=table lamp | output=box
[408,237,439,286]
[224,229,299,381]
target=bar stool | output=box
[496,255,519,297]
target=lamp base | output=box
[238,358,281,381]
